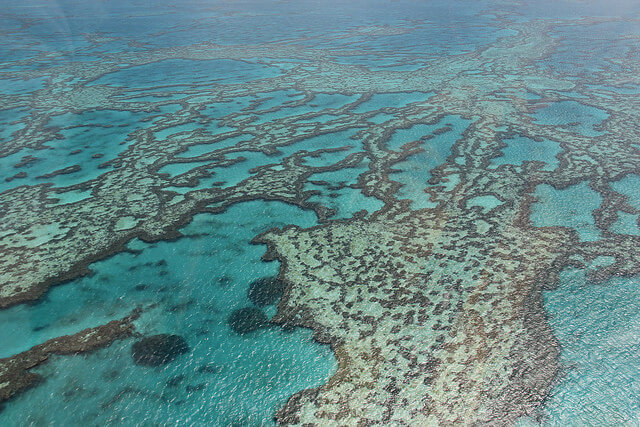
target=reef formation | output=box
[130,334,190,367]
[0,308,141,403]
[248,276,287,307]
[228,307,270,335]
[1,0,640,424]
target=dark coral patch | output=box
[228,307,269,334]
[198,363,222,374]
[166,375,186,388]
[131,334,190,367]
[247,276,287,307]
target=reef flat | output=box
[1,0,640,424]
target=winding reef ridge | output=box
[1,0,640,424]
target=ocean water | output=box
[2,0,640,425]
[530,182,603,242]
[90,59,282,88]
[542,265,640,424]
[490,135,561,171]
[390,115,473,210]
[0,201,337,425]
[1,110,149,192]
[529,101,609,136]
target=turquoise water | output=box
[0,201,336,425]
[0,111,149,192]
[542,266,640,424]
[466,194,504,212]
[390,115,473,210]
[0,108,28,144]
[610,211,640,236]
[352,92,433,114]
[305,160,383,219]
[178,134,254,158]
[612,174,640,210]
[608,174,640,236]
[490,135,561,171]
[530,101,609,136]
[90,59,282,88]
[252,93,359,125]
[0,76,48,95]
[162,128,364,193]
[530,182,602,241]
[2,0,640,424]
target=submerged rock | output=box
[247,276,287,307]
[166,374,186,388]
[198,363,223,374]
[228,307,269,334]
[131,334,190,367]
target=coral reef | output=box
[130,334,190,367]
[0,308,141,403]
[248,276,287,307]
[1,3,640,423]
[228,307,270,335]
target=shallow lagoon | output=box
[0,201,337,425]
